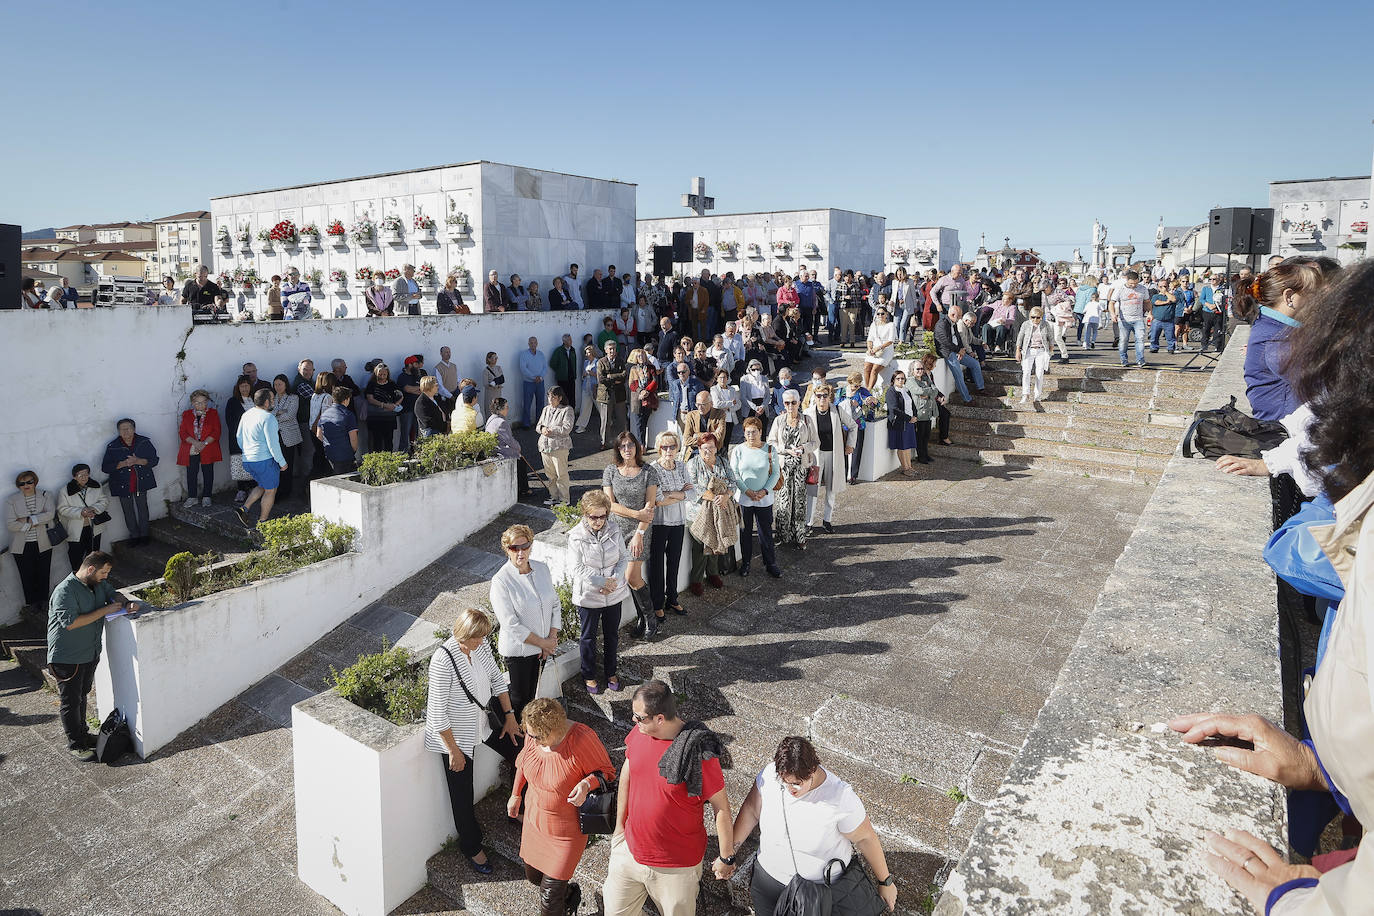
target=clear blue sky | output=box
[4,0,1370,261]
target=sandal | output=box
[585,681,601,695]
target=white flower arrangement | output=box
[771,240,792,253]
[380,215,404,232]
[350,218,376,243]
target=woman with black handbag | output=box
[731,736,896,915]
[424,607,523,875]
[505,698,614,916]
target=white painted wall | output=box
[211,161,635,318]
[636,209,885,280]
[0,307,612,625]
[884,227,961,273]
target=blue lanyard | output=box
[1259,306,1302,329]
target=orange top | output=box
[513,721,615,880]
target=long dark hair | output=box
[1287,261,1374,501]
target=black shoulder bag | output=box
[577,770,618,835]
[774,781,888,916]
[441,646,506,735]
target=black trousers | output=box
[1271,474,1320,735]
[848,427,866,482]
[504,654,542,725]
[329,457,357,475]
[578,601,621,682]
[12,542,51,606]
[916,419,932,460]
[442,731,521,857]
[119,492,150,539]
[936,404,951,442]
[740,504,777,571]
[68,528,100,573]
[1200,311,1227,352]
[750,861,788,916]
[49,659,98,748]
[185,457,215,499]
[524,863,572,916]
[277,443,299,501]
[648,524,685,611]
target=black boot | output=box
[630,585,655,639]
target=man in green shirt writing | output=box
[47,550,141,761]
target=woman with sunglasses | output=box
[648,430,694,626]
[490,524,561,724]
[6,470,58,617]
[568,490,629,694]
[602,431,659,639]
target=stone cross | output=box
[681,176,714,216]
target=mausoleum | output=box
[210,161,636,316]
[883,226,960,273]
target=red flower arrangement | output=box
[325,219,346,237]
[269,219,298,244]
[1352,220,1368,234]
[384,268,401,281]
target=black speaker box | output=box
[652,246,674,278]
[1248,208,1274,255]
[671,232,694,262]
[0,223,19,309]
[1209,208,1252,255]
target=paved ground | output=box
[0,347,1154,916]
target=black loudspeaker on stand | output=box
[1208,207,1272,256]
[0,223,19,309]
[651,246,674,278]
[671,231,694,262]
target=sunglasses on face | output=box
[506,542,531,553]
[631,711,652,723]
[586,513,609,521]
[19,480,37,487]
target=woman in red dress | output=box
[507,698,615,916]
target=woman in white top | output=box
[740,359,772,423]
[156,276,179,306]
[573,344,600,434]
[647,430,694,625]
[489,524,560,722]
[732,736,897,915]
[862,307,899,390]
[567,490,630,694]
[1015,306,1055,404]
[536,387,575,506]
[424,606,522,874]
[710,369,740,448]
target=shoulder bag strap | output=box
[441,645,482,708]
[778,781,801,876]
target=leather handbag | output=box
[577,771,618,835]
[46,517,69,545]
[805,465,820,486]
[774,782,834,916]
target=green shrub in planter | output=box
[555,576,580,642]
[414,430,498,474]
[329,638,429,726]
[358,450,412,487]
[163,551,200,604]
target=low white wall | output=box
[94,459,515,757]
[0,307,610,624]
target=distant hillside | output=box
[22,228,56,239]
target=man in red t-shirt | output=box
[603,680,735,916]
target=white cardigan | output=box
[488,559,559,658]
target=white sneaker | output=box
[201,497,213,507]
[1018,397,1028,405]
[184,498,197,508]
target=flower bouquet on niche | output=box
[350,218,376,244]
[383,267,401,282]
[416,263,436,287]
[269,219,298,246]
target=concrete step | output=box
[949,398,1191,427]
[11,644,55,688]
[950,426,1175,457]
[165,501,260,546]
[951,414,1182,448]
[929,444,1162,484]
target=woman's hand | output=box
[448,749,467,772]
[636,506,655,523]
[630,531,644,559]
[506,794,522,820]
[567,778,592,807]
[878,882,897,912]
[1216,455,1267,477]
[499,713,522,746]
[1203,828,1319,913]
[1169,712,1325,791]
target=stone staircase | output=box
[937,358,1211,484]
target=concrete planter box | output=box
[301,235,321,250]
[858,419,900,481]
[330,234,349,247]
[95,551,369,758]
[294,640,579,916]
[95,460,514,758]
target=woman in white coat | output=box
[567,490,629,695]
[803,383,855,534]
[1014,306,1055,404]
[489,524,560,723]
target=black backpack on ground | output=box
[1182,396,1288,459]
[95,708,134,765]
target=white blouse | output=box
[488,560,559,658]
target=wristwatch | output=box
[718,854,737,866]
[876,875,895,887]
[503,710,515,718]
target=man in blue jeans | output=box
[934,306,985,403]
[1149,279,1178,354]
[516,336,547,430]
[1109,270,1150,368]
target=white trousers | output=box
[1021,350,1050,400]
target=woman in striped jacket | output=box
[426,606,523,875]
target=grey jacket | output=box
[1015,318,1055,355]
[392,276,421,316]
